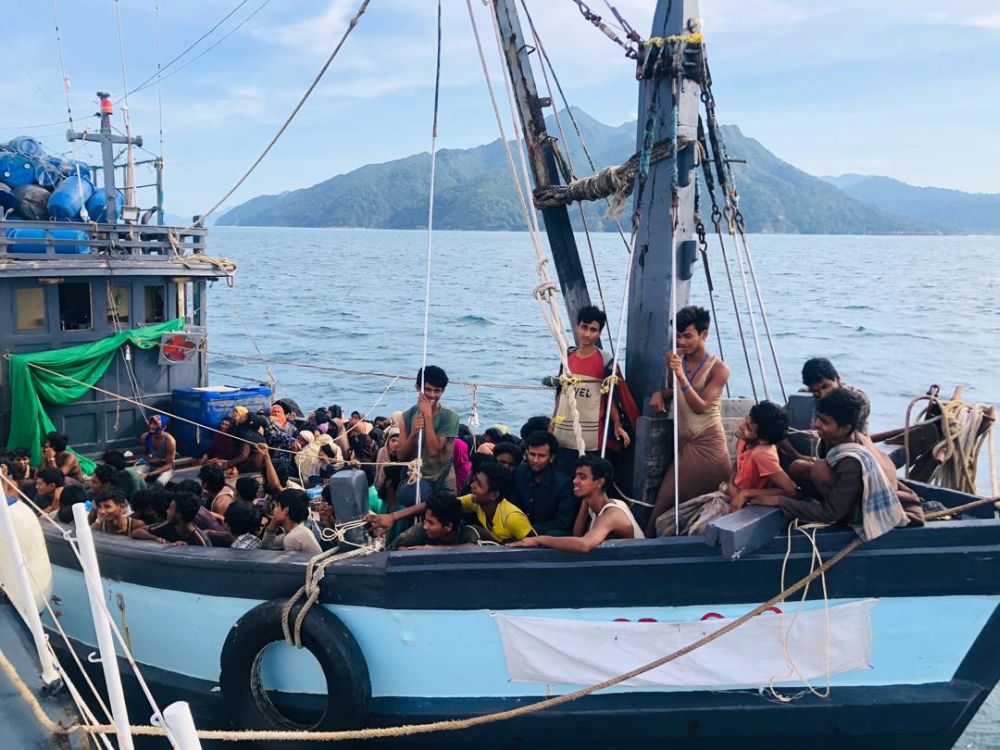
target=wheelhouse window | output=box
[15,287,45,331]
[59,282,92,331]
[144,285,166,324]
[107,285,130,326]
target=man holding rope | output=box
[646,306,732,537]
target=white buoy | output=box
[0,491,59,686]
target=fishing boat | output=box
[4,1,1000,748]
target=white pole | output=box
[671,239,681,537]
[0,492,61,686]
[72,503,135,750]
[161,701,203,749]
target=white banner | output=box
[493,599,875,689]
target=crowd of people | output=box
[2,303,920,556]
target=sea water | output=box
[207,227,1000,746]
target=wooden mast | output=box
[625,0,702,502]
[490,0,593,328]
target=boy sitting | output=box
[389,490,481,550]
[657,400,797,536]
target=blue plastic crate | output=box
[170,385,272,458]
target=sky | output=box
[2,0,999,218]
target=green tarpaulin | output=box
[7,318,184,475]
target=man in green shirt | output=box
[396,365,460,507]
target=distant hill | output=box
[217,110,937,235]
[821,174,1000,234]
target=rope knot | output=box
[406,458,423,485]
[533,280,558,301]
[600,374,619,394]
[559,373,582,390]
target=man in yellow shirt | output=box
[367,461,535,544]
[456,461,534,543]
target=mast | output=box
[66,92,143,224]
[490,1,593,327]
[625,0,701,499]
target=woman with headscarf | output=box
[295,430,344,485]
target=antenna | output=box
[65,92,142,224]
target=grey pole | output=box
[65,92,142,224]
[625,0,701,501]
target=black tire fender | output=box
[219,599,371,732]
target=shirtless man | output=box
[646,306,732,537]
[42,432,83,483]
[511,455,643,553]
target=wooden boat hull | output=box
[40,503,1000,748]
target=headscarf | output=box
[374,426,402,492]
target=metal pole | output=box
[0,488,61,686]
[156,158,165,226]
[71,503,135,750]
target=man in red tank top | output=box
[551,306,631,475]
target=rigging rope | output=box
[467,0,587,455]
[413,0,444,510]
[184,0,371,228]
[112,0,137,207]
[153,0,165,184]
[517,0,613,341]
[129,0,275,98]
[517,0,633,255]
[117,0,253,101]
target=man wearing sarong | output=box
[753,389,908,540]
[646,306,732,537]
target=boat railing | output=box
[0,219,207,259]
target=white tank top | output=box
[588,498,645,540]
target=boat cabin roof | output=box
[0,219,226,280]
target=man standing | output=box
[512,455,643,552]
[396,365,460,505]
[511,431,577,536]
[551,306,631,474]
[646,305,732,537]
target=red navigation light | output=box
[100,96,113,115]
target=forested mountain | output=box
[821,174,1000,234]
[218,110,939,235]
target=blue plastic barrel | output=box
[47,175,93,220]
[0,153,36,188]
[6,136,44,158]
[85,188,124,223]
[171,385,273,457]
[3,227,88,254]
[33,159,62,189]
[62,160,94,183]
